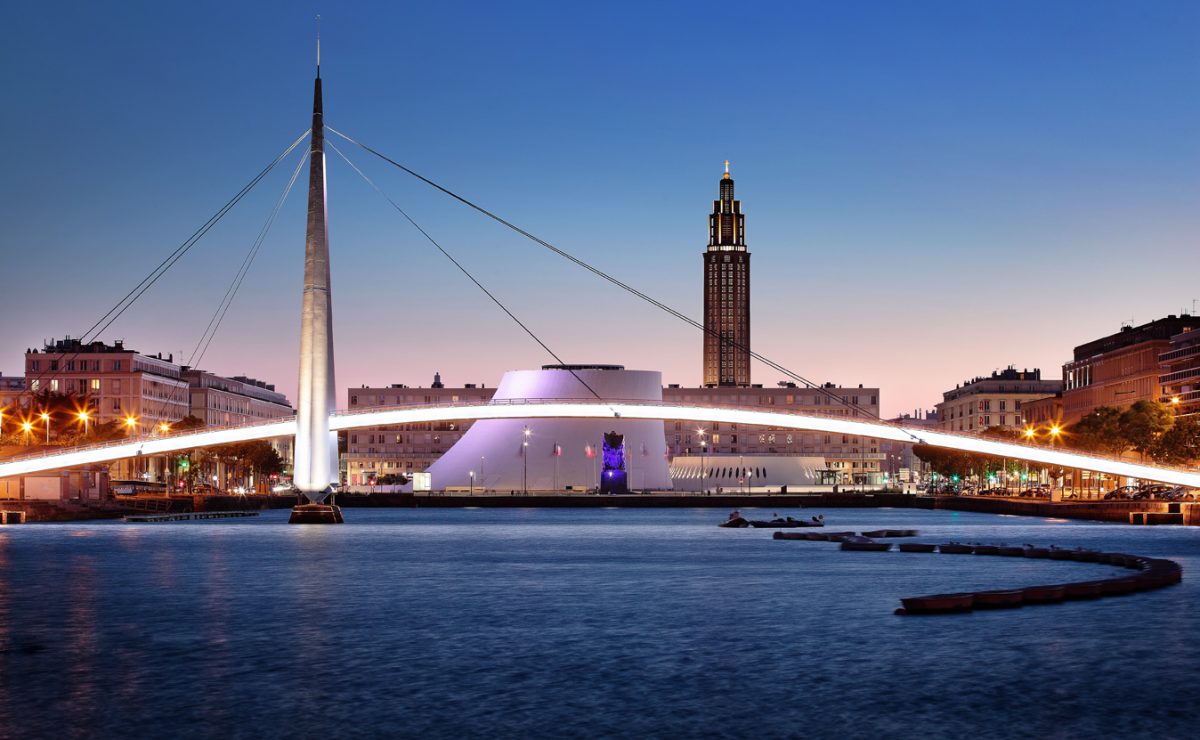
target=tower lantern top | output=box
[723,160,730,179]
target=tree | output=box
[172,415,206,432]
[1153,416,1200,465]
[912,443,975,480]
[1068,407,1127,456]
[79,419,129,444]
[1119,400,1174,459]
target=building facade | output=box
[23,338,190,436]
[182,369,293,427]
[1062,316,1196,424]
[703,162,751,387]
[881,410,940,485]
[345,378,496,485]
[345,375,887,488]
[936,367,1061,433]
[427,366,672,491]
[1159,326,1200,418]
[1021,393,1064,429]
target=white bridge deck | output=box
[2,400,1198,488]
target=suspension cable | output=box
[147,146,310,428]
[326,125,922,443]
[327,139,613,413]
[24,130,311,405]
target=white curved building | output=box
[426,365,671,491]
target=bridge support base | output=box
[288,503,344,524]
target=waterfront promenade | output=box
[4,490,1196,526]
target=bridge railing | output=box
[0,413,297,465]
[3,398,1198,478]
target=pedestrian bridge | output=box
[2,400,1198,488]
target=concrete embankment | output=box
[6,491,1197,524]
[336,492,1200,525]
[334,492,921,509]
[924,495,1200,525]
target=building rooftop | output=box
[30,336,174,363]
[1073,315,1196,361]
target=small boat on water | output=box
[898,593,975,615]
[898,543,937,553]
[718,517,750,528]
[939,544,975,554]
[748,518,824,528]
[973,589,1025,609]
[841,538,892,552]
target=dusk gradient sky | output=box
[3,0,1197,418]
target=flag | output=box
[553,442,562,457]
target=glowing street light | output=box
[21,420,34,443]
[1171,396,1181,406]
[469,469,475,495]
[77,410,90,435]
[1023,427,1036,441]
[124,416,138,433]
[40,412,50,444]
[522,426,531,495]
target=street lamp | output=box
[77,409,90,436]
[40,412,50,444]
[1023,426,1036,442]
[124,416,138,434]
[21,420,33,445]
[159,422,171,434]
[469,470,475,495]
[522,426,531,495]
[479,455,485,492]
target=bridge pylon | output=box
[289,50,342,524]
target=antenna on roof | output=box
[315,14,321,76]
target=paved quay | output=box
[5,491,1197,525]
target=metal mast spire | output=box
[293,34,338,505]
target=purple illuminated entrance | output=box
[600,431,628,494]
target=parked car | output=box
[1159,487,1198,502]
[1134,484,1176,500]
[1019,486,1050,498]
[979,487,1011,497]
[1103,485,1140,501]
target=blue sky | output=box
[2,0,1197,417]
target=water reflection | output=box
[64,554,99,735]
[0,509,1197,737]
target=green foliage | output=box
[1068,407,1127,456]
[1153,416,1200,465]
[1119,400,1175,458]
[172,415,206,432]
